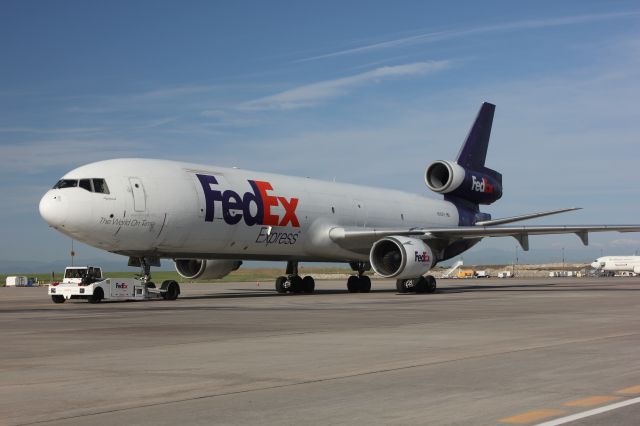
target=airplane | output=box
[591,256,640,275]
[39,102,640,297]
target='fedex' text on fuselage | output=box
[197,174,300,227]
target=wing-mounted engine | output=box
[174,259,242,280]
[369,236,435,279]
[425,160,502,205]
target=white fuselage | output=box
[39,159,459,262]
[591,256,640,274]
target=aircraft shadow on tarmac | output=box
[434,281,640,294]
[177,287,398,300]
[175,280,640,300]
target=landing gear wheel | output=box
[161,280,180,300]
[302,276,315,294]
[414,277,427,294]
[396,279,409,293]
[275,276,287,294]
[358,275,371,293]
[347,275,360,293]
[289,275,303,293]
[51,295,65,304]
[88,287,104,304]
[425,275,437,293]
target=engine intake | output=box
[370,236,435,279]
[174,259,242,280]
[425,160,502,205]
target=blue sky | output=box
[1,1,639,269]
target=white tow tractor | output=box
[48,266,180,303]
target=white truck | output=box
[6,276,28,287]
[497,271,513,279]
[48,266,180,303]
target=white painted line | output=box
[535,396,640,426]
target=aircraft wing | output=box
[329,225,640,251]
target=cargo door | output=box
[129,177,146,212]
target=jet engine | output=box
[634,265,640,274]
[174,259,242,280]
[369,236,435,279]
[425,160,502,205]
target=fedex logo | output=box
[414,251,430,263]
[197,174,300,227]
[116,282,128,289]
[471,175,494,194]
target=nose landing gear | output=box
[130,256,181,300]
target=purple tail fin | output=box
[455,102,495,170]
[442,102,502,224]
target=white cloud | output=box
[297,11,640,62]
[238,61,451,110]
[0,127,105,134]
[0,138,150,173]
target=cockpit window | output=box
[92,179,110,194]
[53,179,78,189]
[53,178,110,194]
[79,179,92,192]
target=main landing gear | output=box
[275,261,315,294]
[346,262,372,293]
[396,275,437,294]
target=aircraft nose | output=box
[39,190,67,228]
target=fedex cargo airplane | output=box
[39,103,640,296]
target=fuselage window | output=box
[53,179,78,189]
[92,179,110,194]
[79,179,92,192]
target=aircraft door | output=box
[129,177,146,212]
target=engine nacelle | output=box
[425,160,502,205]
[633,265,640,274]
[174,259,242,280]
[369,236,435,279]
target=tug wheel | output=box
[88,287,104,304]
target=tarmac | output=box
[2,277,640,425]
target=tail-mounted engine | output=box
[369,236,435,279]
[425,160,502,205]
[174,259,242,280]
